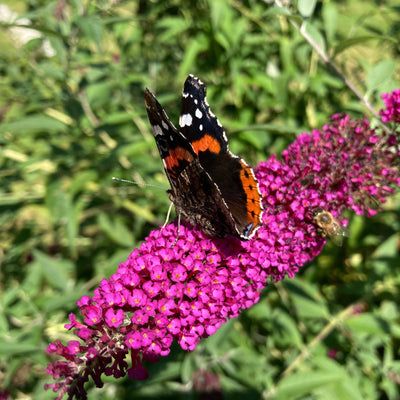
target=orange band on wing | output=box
[239,160,263,224]
[164,147,194,176]
[191,134,221,155]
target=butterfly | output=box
[144,74,263,240]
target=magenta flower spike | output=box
[380,89,400,123]
[45,91,400,400]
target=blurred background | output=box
[0,0,399,399]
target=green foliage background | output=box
[0,0,399,399]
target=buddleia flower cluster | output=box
[45,90,400,400]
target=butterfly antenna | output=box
[112,177,166,190]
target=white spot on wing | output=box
[199,124,203,131]
[183,92,189,98]
[161,120,168,130]
[153,125,163,136]
[179,113,193,127]
[195,108,203,119]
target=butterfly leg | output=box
[162,202,174,229]
[171,213,181,247]
[161,202,180,247]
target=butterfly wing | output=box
[178,75,263,239]
[145,88,197,191]
[144,87,239,238]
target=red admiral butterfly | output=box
[144,75,263,240]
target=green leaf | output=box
[45,182,70,223]
[31,249,74,290]
[264,6,301,21]
[98,213,134,247]
[20,259,44,297]
[41,289,86,312]
[372,233,399,258]
[65,197,84,256]
[94,249,130,278]
[178,35,208,82]
[102,111,136,125]
[271,311,303,349]
[303,21,326,54]
[275,370,346,398]
[45,182,80,255]
[118,199,158,224]
[0,342,41,356]
[76,16,103,52]
[321,2,338,43]
[334,35,396,56]
[283,280,330,319]
[298,0,317,17]
[157,17,190,42]
[370,233,400,274]
[69,170,98,197]
[312,357,364,400]
[86,81,116,109]
[0,115,68,135]
[344,313,391,336]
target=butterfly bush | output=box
[45,91,400,400]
